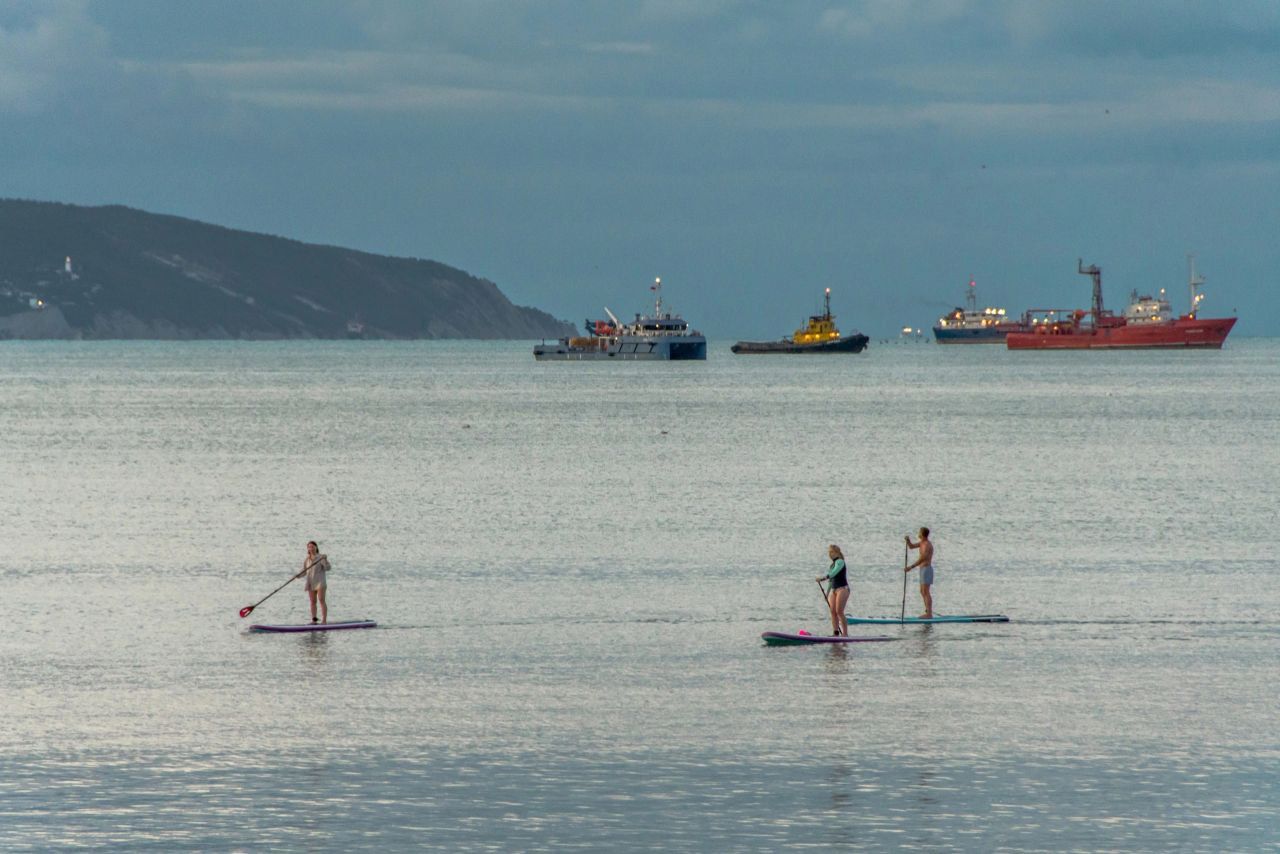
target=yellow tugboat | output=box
[731,288,869,354]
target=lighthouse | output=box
[65,256,73,274]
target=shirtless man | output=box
[904,527,935,618]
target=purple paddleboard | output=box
[249,620,377,633]
[762,631,895,646]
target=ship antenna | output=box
[1078,259,1104,317]
[1187,254,1205,318]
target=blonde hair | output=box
[828,544,844,560]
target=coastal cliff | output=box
[0,199,574,340]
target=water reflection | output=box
[299,632,330,667]
[911,766,940,808]
[821,761,870,848]
[821,644,853,675]
[827,761,854,811]
[903,625,938,660]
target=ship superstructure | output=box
[534,277,707,361]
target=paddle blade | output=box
[239,605,254,618]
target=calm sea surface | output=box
[1,339,1277,851]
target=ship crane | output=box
[1187,254,1205,318]
[1078,259,1104,317]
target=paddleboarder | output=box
[296,541,330,624]
[904,528,934,618]
[816,544,850,637]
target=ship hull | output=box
[534,335,707,361]
[933,326,1015,344]
[1006,316,1236,350]
[731,334,869,354]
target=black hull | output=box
[731,334,869,354]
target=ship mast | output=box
[652,277,663,317]
[1078,259,1104,317]
[1187,254,1205,318]
[966,277,977,313]
[824,287,831,319]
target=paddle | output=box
[817,579,839,637]
[239,566,307,618]
[901,540,908,624]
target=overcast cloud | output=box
[3,1,1277,335]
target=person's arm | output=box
[826,558,845,579]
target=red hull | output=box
[1006,316,1236,350]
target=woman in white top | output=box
[297,540,331,624]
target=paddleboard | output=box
[762,631,896,646]
[249,620,377,633]
[844,615,1009,624]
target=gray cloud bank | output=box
[2,1,1277,335]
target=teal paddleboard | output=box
[845,614,1008,624]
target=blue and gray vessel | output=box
[534,278,707,361]
[932,278,1025,344]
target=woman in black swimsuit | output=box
[816,544,849,637]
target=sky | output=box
[2,0,1278,337]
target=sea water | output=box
[0,339,1276,851]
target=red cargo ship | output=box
[1006,257,1236,350]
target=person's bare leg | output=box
[308,589,318,622]
[318,588,327,624]
[920,584,933,619]
[826,590,840,635]
[834,587,850,637]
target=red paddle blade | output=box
[239,605,254,618]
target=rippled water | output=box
[1,340,1277,850]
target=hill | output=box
[0,199,574,340]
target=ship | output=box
[932,278,1027,343]
[1005,257,1236,350]
[731,288,868,354]
[533,277,707,361]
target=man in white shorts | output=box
[904,527,935,618]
